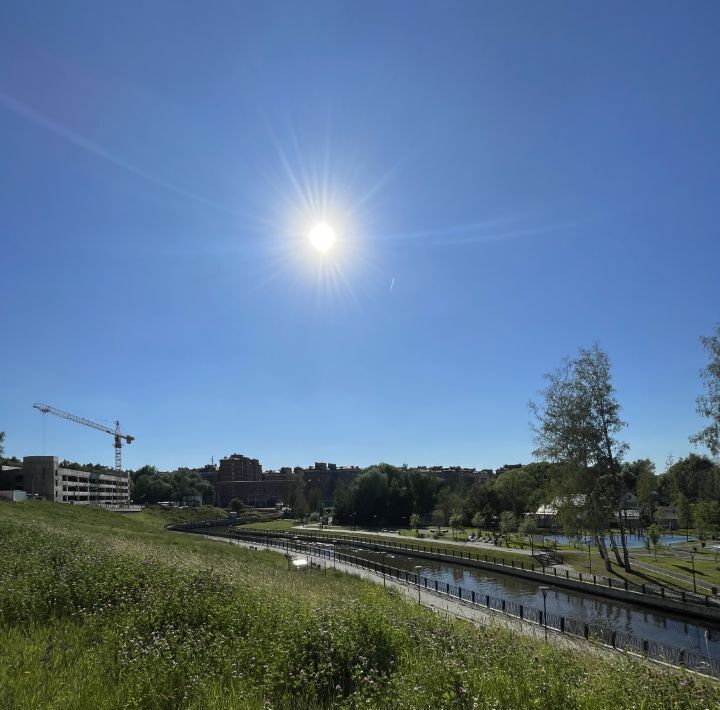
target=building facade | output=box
[0,456,129,506]
[215,478,293,507]
[218,454,262,482]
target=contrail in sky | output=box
[390,278,395,291]
[0,90,248,217]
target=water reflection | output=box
[337,546,720,655]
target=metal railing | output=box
[211,526,720,610]
[202,528,720,679]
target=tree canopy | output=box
[530,345,631,570]
[130,466,214,505]
[333,463,441,526]
[690,324,720,459]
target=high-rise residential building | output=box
[218,453,262,482]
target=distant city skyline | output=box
[1,2,718,475]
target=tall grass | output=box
[1,502,718,709]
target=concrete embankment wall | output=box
[227,529,720,624]
[365,543,720,622]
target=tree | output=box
[493,466,544,517]
[287,476,309,520]
[228,497,244,514]
[692,501,720,540]
[662,454,720,505]
[462,481,498,523]
[307,486,323,515]
[352,467,390,524]
[471,511,485,536]
[531,345,630,571]
[437,488,456,526]
[331,464,439,527]
[147,477,173,503]
[646,523,662,560]
[518,515,538,548]
[449,512,464,541]
[499,511,518,540]
[410,513,421,534]
[294,496,310,521]
[690,324,720,459]
[629,459,658,527]
[0,431,4,458]
[407,470,441,518]
[132,465,159,480]
[331,480,353,523]
[674,492,693,541]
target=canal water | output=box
[310,542,720,656]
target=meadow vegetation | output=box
[1,501,719,709]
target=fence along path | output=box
[177,525,720,679]
[246,526,720,610]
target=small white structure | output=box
[536,495,586,527]
[0,489,26,502]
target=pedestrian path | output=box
[296,524,538,557]
[630,556,715,594]
[205,533,711,677]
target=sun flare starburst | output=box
[309,223,336,253]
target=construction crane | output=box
[33,402,134,471]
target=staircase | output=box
[532,546,564,567]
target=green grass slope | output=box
[0,501,718,709]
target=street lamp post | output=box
[690,550,697,594]
[539,586,550,641]
[588,542,592,574]
[414,565,422,604]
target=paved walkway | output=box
[203,533,697,675]
[629,555,716,594]
[212,534,579,649]
[296,527,717,587]
[294,524,539,557]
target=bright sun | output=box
[309,223,336,253]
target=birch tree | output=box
[690,324,720,460]
[530,345,630,572]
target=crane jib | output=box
[32,402,135,471]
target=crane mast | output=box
[32,402,134,471]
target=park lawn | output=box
[248,525,578,567]
[240,517,297,531]
[561,549,717,594]
[631,552,720,588]
[0,499,225,537]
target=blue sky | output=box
[1,2,718,473]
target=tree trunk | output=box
[596,533,613,572]
[618,510,632,572]
[608,531,625,568]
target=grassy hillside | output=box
[1,501,718,709]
